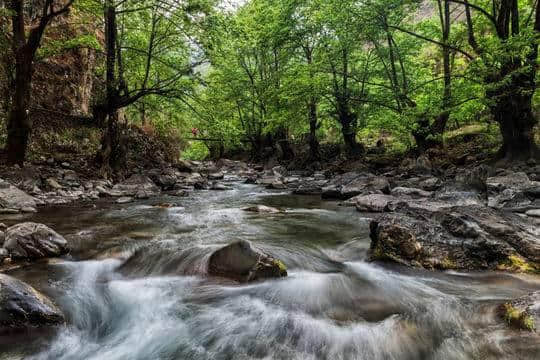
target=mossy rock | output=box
[500,303,536,332]
[497,255,540,274]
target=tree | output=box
[389,0,540,160]
[4,0,75,165]
[88,0,209,177]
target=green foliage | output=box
[37,35,102,60]
[182,141,210,160]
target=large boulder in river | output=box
[0,179,37,213]
[208,240,287,282]
[0,274,64,332]
[4,223,69,259]
[369,201,540,271]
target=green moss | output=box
[498,255,539,274]
[272,259,287,274]
[502,304,536,332]
[440,257,457,270]
[371,246,385,260]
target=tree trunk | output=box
[308,99,320,161]
[490,85,538,160]
[275,127,294,161]
[6,49,32,166]
[98,110,123,178]
[341,117,362,157]
[97,3,126,177]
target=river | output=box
[2,183,539,359]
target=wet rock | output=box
[525,186,540,198]
[216,159,249,172]
[0,274,64,331]
[0,247,8,260]
[420,177,442,191]
[173,190,190,197]
[272,166,287,177]
[526,209,540,218]
[487,172,537,209]
[414,155,432,174]
[0,179,37,213]
[322,173,389,200]
[293,178,328,195]
[95,186,124,197]
[182,173,208,189]
[391,187,432,198]
[211,182,231,191]
[174,159,193,173]
[208,172,225,180]
[266,181,287,190]
[500,291,539,332]
[243,205,281,214]
[45,178,63,190]
[433,188,485,207]
[113,174,160,197]
[4,222,69,260]
[345,194,396,212]
[369,201,540,271]
[370,222,422,263]
[0,209,20,214]
[0,231,4,244]
[0,223,6,231]
[208,240,287,282]
[455,164,492,192]
[148,168,178,191]
[116,197,133,204]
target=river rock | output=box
[182,173,208,189]
[113,174,160,197]
[211,182,231,191]
[208,172,225,180]
[4,223,69,259]
[391,187,432,198]
[414,155,432,174]
[0,247,8,260]
[526,209,540,218]
[243,205,281,214]
[116,197,133,204]
[0,274,64,331]
[208,240,287,282]
[174,159,194,173]
[345,194,396,212]
[0,179,37,213]
[500,291,540,332]
[45,178,63,190]
[487,172,537,209]
[322,173,390,200]
[369,201,540,271]
[419,177,442,191]
[146,168,177,191]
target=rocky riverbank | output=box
[1,156,539,335]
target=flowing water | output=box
[1,183,540,360]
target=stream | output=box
[2,183,540,359]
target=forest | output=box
[0,1,540,360]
